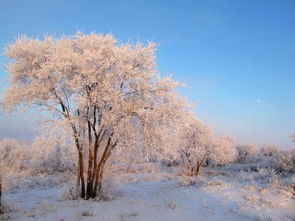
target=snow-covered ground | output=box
[1,169,294,221]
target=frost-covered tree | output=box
[176,115,237,175]
[2,33,188,199]
[178,116,213,176]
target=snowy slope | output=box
[2,172,294,221]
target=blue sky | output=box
[0,0,294,148]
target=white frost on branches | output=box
[3,33,189,198]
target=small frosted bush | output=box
[209,136,236,166]
[236,144,258,163]
[60,185,81,201]
[261,144,280,158]
[274,149,295,173]
[0,139,23,171]
[0,137,76,175]
[28,137,76,174]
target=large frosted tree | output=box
[2,33,187,199]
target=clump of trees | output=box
[3,33,188,199]
[176,115,236,176]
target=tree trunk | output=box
[93,151,110,197]
[76,168,80,187]
[93,162,103,197]
[86,153,94,199]
[70,122,86,199]
[86,168,93,199]
[93,137,112,197]
[86,121,94,199]
[195,163,201,176]
[78,151,85,198]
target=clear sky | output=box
[0,0,294,148]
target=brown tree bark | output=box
[93,158,105,197]
[86,121,94,199]
[71,123,86,199]
[92,136,113,198]
[78,151,86,198]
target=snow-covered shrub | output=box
[178,176,198,187]
[119,212,139,220]
[0,139,23,171]
[209,136,236,166]
[0,139,23,200]
[0,139,22,213]
[270,133,295,173]
[274,149,295,173]
[81,209,94,217]
[261,144,280,158]
[60,185,81,201]
[238,167,277,185]
[236,144,258,163]
[0,137,76,175]
[27,137,76,175]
